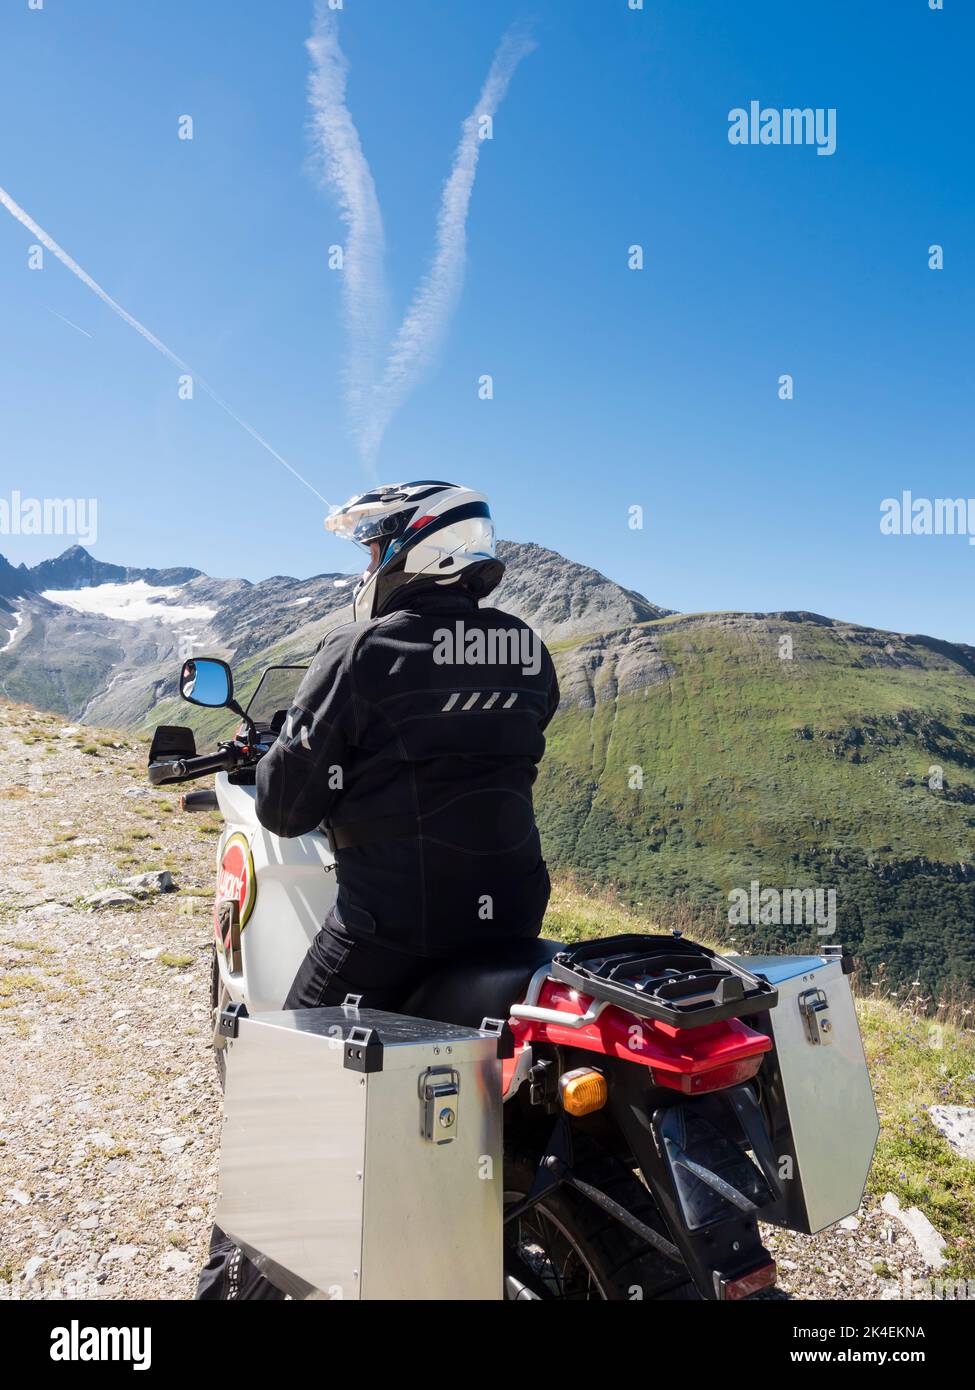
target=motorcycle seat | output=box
[400,936,561,1030]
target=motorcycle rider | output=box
[198,480,559,1298]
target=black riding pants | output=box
[196,910,435,1300]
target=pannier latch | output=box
[419,1067,460,1145]
[798,987,832,1045]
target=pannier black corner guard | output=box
[480,1016,516,1059]
[343,1024,384,1073]
[218,1001,248,1039]
[549,934,778,1028]
[821,942,857,975]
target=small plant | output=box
[158,952,194,969]
[41,847,76,862]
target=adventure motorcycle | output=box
[149,657,880,1302]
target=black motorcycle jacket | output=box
[255,587,560,956]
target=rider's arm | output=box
[539,649,560,733]
[254,628,359,838]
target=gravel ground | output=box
[758,1209,938,1302]
[0,697,943,1301]
[0,700,220,1299]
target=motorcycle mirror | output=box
[179,657,233,709]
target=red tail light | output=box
[718,1261,777,1301]
[650,1053,767,1095]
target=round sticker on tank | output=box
[214,832,256,943]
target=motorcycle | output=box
[149,656,880,1302]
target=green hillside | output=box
[538,615,975,1000]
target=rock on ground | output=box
[928,1105,975,1161]
[879,1192,947,1271]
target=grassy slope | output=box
[0,622,121,717]
[551,878,975,1279]
[539,619,975,998]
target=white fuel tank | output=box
[214,774,338,1014]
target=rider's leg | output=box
[283,905,432,1010]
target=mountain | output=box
[537,610,975,1000]
[0,541,667,726]
[25,544,203,592]
[493,540,672,639]
[0,544,201,597]
[3,541,975,998]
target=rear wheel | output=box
[503,1140,698,1301]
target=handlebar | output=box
[148,745,242,786]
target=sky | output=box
[0,0,972,641]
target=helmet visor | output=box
[325,496,411,550]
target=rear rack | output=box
[549,935,777,1030]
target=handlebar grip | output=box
[177,750,236,777]
[148,747,237,785]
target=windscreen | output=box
[245,666,308,724]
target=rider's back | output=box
[256,587,559,956]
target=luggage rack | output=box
[547,935,777,1030]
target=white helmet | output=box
[325,480,504,622]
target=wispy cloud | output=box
[0,182,333,506]
[307,15,535,471]
[363,27,535,466]
[306,2,387,463]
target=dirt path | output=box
[0,696,937,1301]
[0,699,220,1299]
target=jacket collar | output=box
[381,585,478,618]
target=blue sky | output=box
[1,0,972,641]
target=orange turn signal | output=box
[559,1068,608,1116]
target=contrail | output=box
[359,26,536,466]
[0,182,334,507]
[48,308,93,339]
[306,3,387,468]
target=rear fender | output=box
[606,1060,776,1300]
